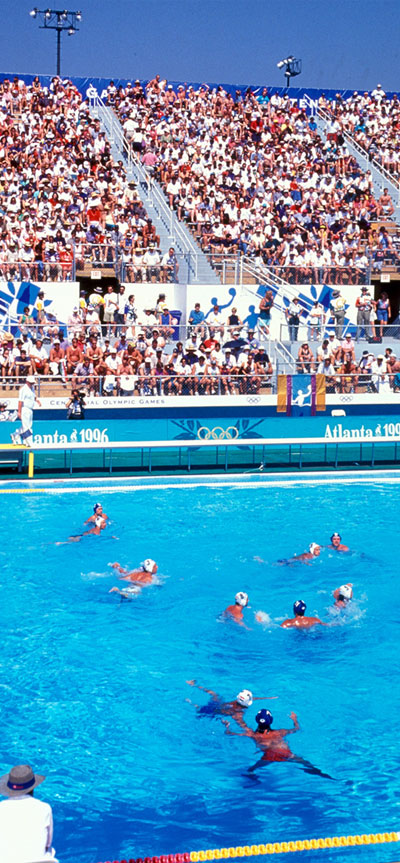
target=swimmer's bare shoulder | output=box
[281,616,326,629]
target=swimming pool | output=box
[0,474,399,863]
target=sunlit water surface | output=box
[0,479,399,863]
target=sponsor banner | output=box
[0,394,272,411]
[277,374,325,416]
[324,420,400,439]
[0,412,399,447]
[0,392,398,414]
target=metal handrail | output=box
[90,95,199,276]
[239,257,372,287]
[302,93,316,117]
[134,163,200,262]
[90,94,133,172]
[274,341,297,375]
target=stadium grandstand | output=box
[0,73,399,401]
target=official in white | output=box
[11,375,41,447]
[0,763,56,861]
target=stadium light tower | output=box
[29,8,82,76]
[276,55,302,88]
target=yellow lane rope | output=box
[189,832,399,858]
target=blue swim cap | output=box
[93,502,102,513]
[256,709,273,728]
[294,599,306,616]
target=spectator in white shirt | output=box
[143,244,161,281]
[29,338,49,375]
[103,284,118,332]
[208,304,225,337]
[0,764,55,861]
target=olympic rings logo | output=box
[246,396,261,404]
[197,426,239,440]
[339,395,354,403]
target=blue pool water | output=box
[0,476,399,863]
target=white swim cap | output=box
[339,583,353,600]
[235,591,248,607]
[309,542,320,554]
[236,689,253,707]
[143,558,156,573]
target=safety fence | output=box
[1,370,400,399]
[5,247,399,286]
[278,322,400,342]
[93,830,400,863]
[3,247,400,286]
[3,319,400,348]
[199,255,372,288]
[0,259,74,282]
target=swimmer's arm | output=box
[231,713,252,732]
[253,695,278,701]
[109,587,133,601]
[221,719,251,738]
[281,712,300,736]
[119,569,142,581]
[237,619,252,631]
[110,562,127,574]
[186,680,218,699]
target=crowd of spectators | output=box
[110,76,400,285]
[0,287,274,397]
[318,86,400,274]
[1,73,400,288]
[0,75,163,281]
[295,333,400,394]
[1,280,398,398]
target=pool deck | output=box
[1,468,400,493]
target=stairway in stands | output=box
[90,97,220,284]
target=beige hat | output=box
[0,765,45,797]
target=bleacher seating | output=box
[110,78,400,284]
[0,75,160,281]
